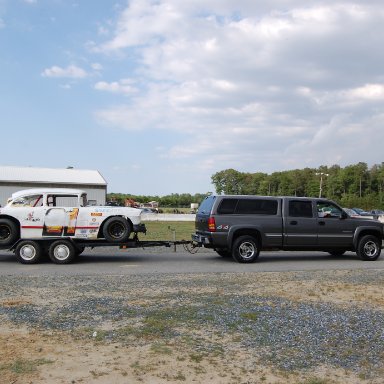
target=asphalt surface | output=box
[1,246,384,276]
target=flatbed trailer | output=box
[0,236,198,265]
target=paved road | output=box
[0,246,383,276]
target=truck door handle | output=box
[290,221,298,225]
[318,221,325,226]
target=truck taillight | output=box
[208,217,216,232]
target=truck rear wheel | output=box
[102,217,131,242]
[357,235,381,261]
[15,240,42,264]
[232,235,260,263]
[0,218,19,246]
[49,240,76,264]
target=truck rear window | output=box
[197,196,216,215]
[217,198,278,215]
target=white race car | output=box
[0,188,146,247]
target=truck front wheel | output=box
[232,236,260,263]
[357,235,381,261]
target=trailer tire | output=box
[49,240,76,264]
[15,240,42,264]
[102,217,131,242]
[0,218,19,246]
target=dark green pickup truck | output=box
[192,195,384,263]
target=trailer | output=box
[0,236,198,265]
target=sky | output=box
[1,0,384,196]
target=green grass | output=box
[0,358,53,374]
[141,221,195,241]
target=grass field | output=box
[141,221,195,241]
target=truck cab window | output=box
[317,201,342,218]
[288,201,313,218]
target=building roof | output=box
[0,166,107,186]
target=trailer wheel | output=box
[0,218,19,246]
[102,217,131,242]
[15,240,42,264]
[232,235,260,263]
[49,240,76,264]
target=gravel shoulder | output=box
[1,269,384,383]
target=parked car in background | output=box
[351,208,374,217]
[343,208,364,218]
[371,209,384,223]
[140,207,158,214]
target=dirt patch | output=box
[1,270,384,384]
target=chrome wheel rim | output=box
[54,245,70,260]
[364,241,378,257]
[20,245,36,261]
[239,242,256,260]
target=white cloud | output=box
[92,1,384,176]
[94,79,137,94]
[346,84,384,101]
[41,65,88,79]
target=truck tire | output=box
[232,235,260,263]
[102,217,131,242]
[49,240,76,264]
[357,235,381,261]
[0,218,19,247]
[15,240,42,264]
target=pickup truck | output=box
[192,195,384,263]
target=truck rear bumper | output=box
[192,233,212,246]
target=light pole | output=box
[316,172,329,198]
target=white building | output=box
[0,166,107,206]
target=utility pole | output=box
[316,172,329,198]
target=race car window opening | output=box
[11,194,43,207]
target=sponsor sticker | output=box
[46,226,63,234]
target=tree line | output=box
[107,162,384,209]
[211,162,384,210]
[106,192,208,208]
